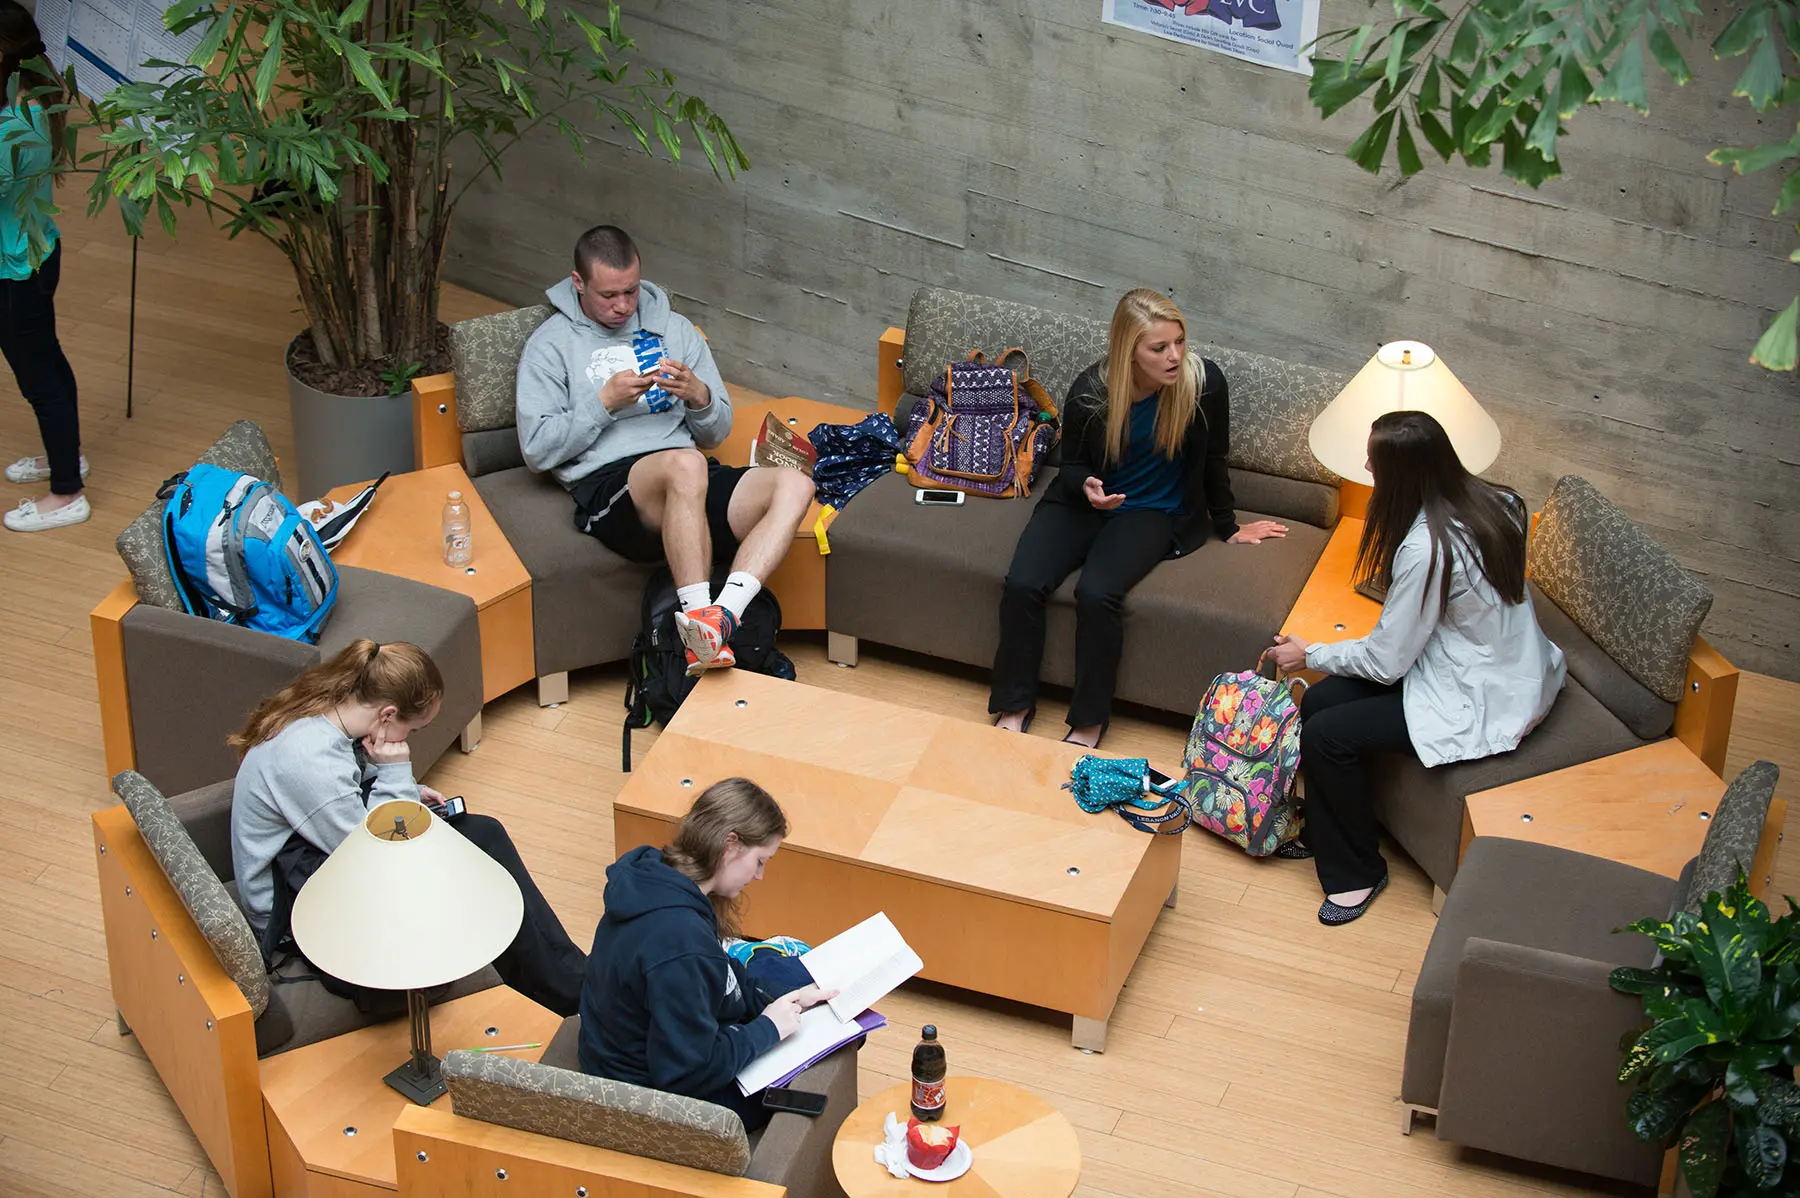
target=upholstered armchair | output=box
[394,1015,858,1198]
[92,420,485,795]
[1398,760,1780,1186]
[1371,474,1735,894]
[94,770,499,1197]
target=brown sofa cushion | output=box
[1679,760,1778,914]
[1227,469,1339,530]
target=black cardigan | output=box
[1046,358,1239,556]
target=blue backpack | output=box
[160,463,339,643]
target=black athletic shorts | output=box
[568,450,747,565]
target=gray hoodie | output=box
[515,277,732,486]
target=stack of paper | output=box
[736,913,922,1095]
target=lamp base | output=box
[383,1056,446,1105]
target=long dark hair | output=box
[663,778,787,938]
[1356,410,1526,613]
[0,0,69,170]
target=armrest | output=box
[413,372,462,470]
[1674,635,1737,776]
[1437,937,1660,1187]
[93,805,269,1198]
[121,604,319,795]
[392,1106,787,1198]
[746,1042,860,1197]
[92,578,141,776]
[877,327,905,417]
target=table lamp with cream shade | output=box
[291,798,523,1104]
[1309,341,1503,492]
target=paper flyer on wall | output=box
[1102,0,1320,77]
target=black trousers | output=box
[989,498,1174,728]
[0,242,82,495]
[1298,676,1416,893]
[458,814,588,1017]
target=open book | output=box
[735,913,922,1095]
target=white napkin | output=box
[871,1111,910,1178]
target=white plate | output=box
[906,1138,973,1182]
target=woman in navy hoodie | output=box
[578,778,832,1129]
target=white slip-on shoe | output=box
[5,453,90,484]
[4,494,91,531]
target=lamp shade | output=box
[291,800,523,991]
[1308,341,1501,485]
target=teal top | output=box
[1102,394,1185,514]
[0,102,58,281]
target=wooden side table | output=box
[831,1077,1081,1198]
[324,463,535,707]
[1462,739,1788,895]
[712,394,865,631]
[260,986,560,1195]
[1277,516,1379,684]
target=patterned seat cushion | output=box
[115,420,285,611]
[444,1050,751,1175]
[1528,476,1712,702]
[1679,760,1778,914]
[449,305,554,434]
[114,770,270,1018]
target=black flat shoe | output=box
[1318,873,1389,926]
[1273,840,1314,861]
[994,707,1035,734]
[1062,719,1108,751]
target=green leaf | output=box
[1646,19,1693,85]
[1760,1078,1800,1132]
[341,44,392,108]
[1713,4,1765,58]
[1734,22,1784,111]
[1628,1086,1703,1142]
[1396,114,1424,175]
[1526,94,1562,161]
[1594,39,1649,113]
[1709,143,1800,175]
[1679,1100,1731,1198]
[252,17,283,109]
[1738,1120,1787,1188]
[1347,108,1398,172]
[1449,16,1481,67]
[1418,59,1442,111]
[1725,1045,1781,1105]
[1750,297,1800,371]
[1417,110,1456,158]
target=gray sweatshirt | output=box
[230,715,419,930]
[515,277,732,486]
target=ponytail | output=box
[228,639,443,754]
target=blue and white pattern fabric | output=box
[809,414,905,510]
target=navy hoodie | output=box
[578,846,780,1104]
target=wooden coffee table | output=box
[831,1076,1080,1197]
[324,462,534,709]
[613,671,1182,1051]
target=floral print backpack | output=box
[1178,666,1304,856]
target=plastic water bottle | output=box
[442,490,472,567]
[910,1024,946,1120]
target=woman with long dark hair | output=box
[990,288,1288,748]
[0,0,86,532]
[579,778,834,1130]
[1268,410,1564,925]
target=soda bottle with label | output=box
[442,490,472,567]
[910,1024,946,1120]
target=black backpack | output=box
[622,567,795,770]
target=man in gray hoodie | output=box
[515,225,815,674]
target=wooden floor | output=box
[2,212,1795,1198]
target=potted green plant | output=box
[1611,872,1800,1198]
[62,0,745,496]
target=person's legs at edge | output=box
[1297,676,1412,907]
[625,447,713,585]
[454,814,587,1016]
[675,464,815,672]
[989,499,1104,731]
[1065,508,1174,746]
[0,241,86,529]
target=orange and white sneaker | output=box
[675,605,739,676]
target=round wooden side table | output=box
[831,1075,1081,1197]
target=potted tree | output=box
[62,0,745,497]
[1611,872,1800,1198]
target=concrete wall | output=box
[445,0,1800,680]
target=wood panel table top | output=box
[324,462,535,701]
[831,1077,1081,1198]
[614,671,1182,1050]
[260,986,560,1193]
[1278,516,1381,669]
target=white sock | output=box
[676,582,711,613]
[717,571,761,621]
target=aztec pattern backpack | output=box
[1178,664,1304,856]
[902,348,1060,498]
[160,463,339,644]
[621,567,794,771]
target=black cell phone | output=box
[762,1086,829,1117]
[427,795,467,822]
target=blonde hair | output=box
[1100,288,1201,465]
[663,778,787,938]
[229,640,444,754]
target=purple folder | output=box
[768,1009,887,1090]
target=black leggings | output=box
[0,241,82,495]
[989,498,1174,728]
[1298,676,1416,893]
[457,814,588,1017]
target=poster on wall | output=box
[1102,0,1320,77]
[35,0,207,99]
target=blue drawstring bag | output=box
[808,413,904,510]
[1064,755,1192,835]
